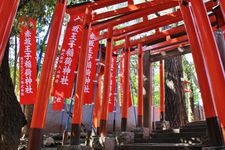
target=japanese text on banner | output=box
[83,30,99,104]
[52,14,84,110]
[19,18,37,104]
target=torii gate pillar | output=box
[180,1,224,146]
[100,27,113,136]
[121,37,131,131]
[28,1,67,149]
[190,0,225,141]
[137,43,143,127]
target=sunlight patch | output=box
[166,79,176,93]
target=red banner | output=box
[108,56,117,112]
[52,14,84,110]
[83,30,99,104]
[120,53,132,107]
[52,91,65,111]
[19,18,37,104]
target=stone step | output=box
[134,137,181,143]
[151,132,206,139]
[149,137,203,144]
[152,129,174,134]
[148,138,183,143]
[184,125,206,129]
[153,127,206,134]
[116,143,202,150]
[185,121,206,127]
[180,127,207,133]
[182,124,207,130]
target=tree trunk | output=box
[165,56,187,128]
[0,43,26,150]
[22,105,34,138]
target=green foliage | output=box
[12,0,56,35]
[68,0,90,5]
[152,62,160,106]
[130,55,138,106]
[182,55,200,105]
[129,57,161,107]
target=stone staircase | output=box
[117,121,209,150]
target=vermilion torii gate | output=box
[0,0,225,149]
[0,0,19,66]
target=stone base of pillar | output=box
[116,132,134,145]
[102,137,116,150]
[91,136,103,150]
[91,136,116,150]
[132,127,150,139]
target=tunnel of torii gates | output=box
[1,0,225,149]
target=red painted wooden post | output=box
[28,1,67,149]
[190,0,225,141]
[0,0,19,66]
[121,36,131,131]
[100,26,113,136]
[159,60,165,121]
[219,0,225,20]
[0,1,4,10]
[70,7,92,145]
[93,69,104,136]
[138,43,143,127]
[180,2,224,146]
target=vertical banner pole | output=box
[28,1,67,150]
[190,0,225,141]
